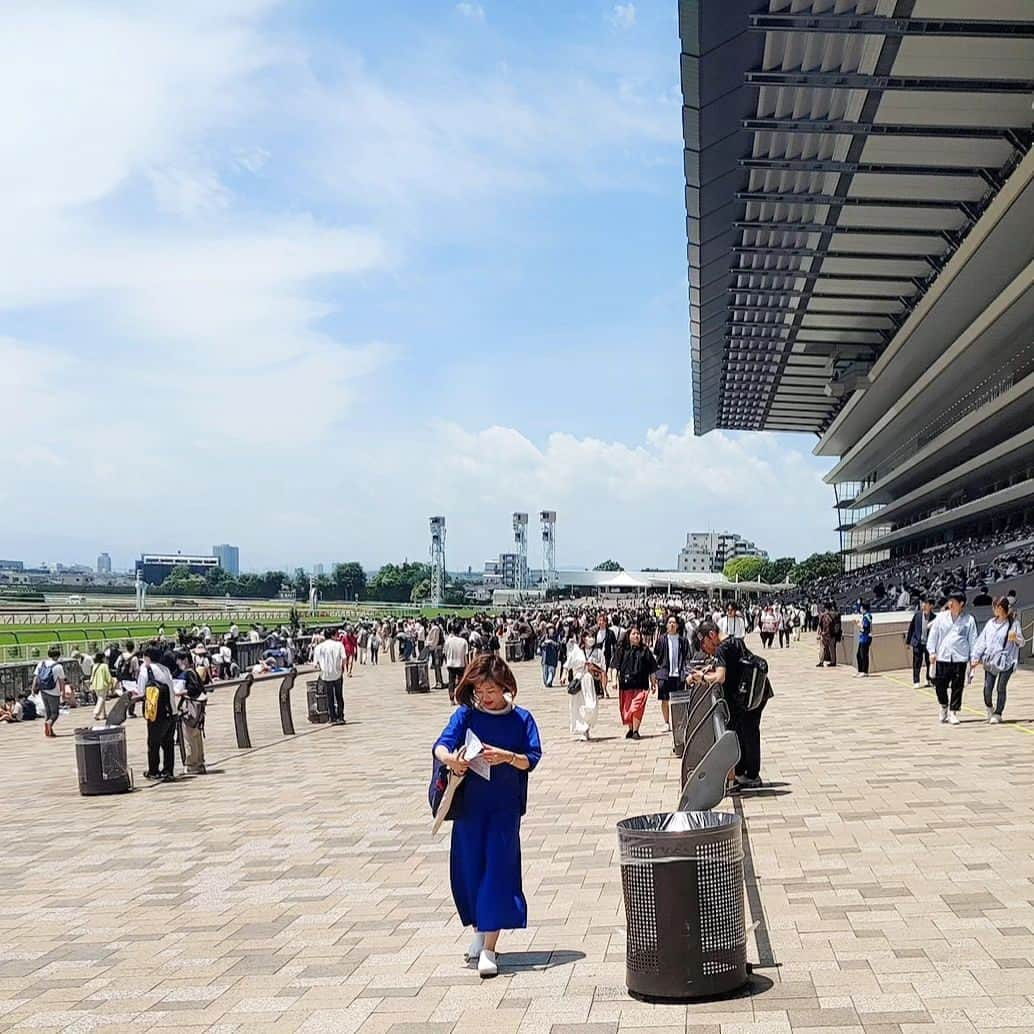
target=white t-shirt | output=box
[34,660,65,696]
[312,638,346,680]
[444,634,469,669]
[719,615,746,639]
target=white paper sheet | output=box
[464,728,490,781]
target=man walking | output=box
[312,628,347,725]
[443,623,469,704]
[33,646,66,738]
[906,598,935,688]
[927,590,977,725]
[539,626,560,687]
[427,619,445,690]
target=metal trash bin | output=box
[617,811,747,1000]
[668,688,693,756]
[307,681,330,723]
[74,726,132,796]
[405,662,430,693]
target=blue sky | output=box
[1,1,838,573]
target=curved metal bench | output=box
[677,694,741,813]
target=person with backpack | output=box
[971,596,1024,724]
[690,620,771,789]
[116,640,140,716]
[173,649,208,774]
[855,602,873,677]
[137,645,177,781]
[33,646,66,737]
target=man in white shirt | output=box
[312,629,347,724]
[426,620,445,690]
[896,586,912,609]
[34,646,66,738]
[927,590,978,725]
[443,625,470,703]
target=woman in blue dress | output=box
[433,653,542,977]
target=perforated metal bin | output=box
[307,682,330,723]
[74,726,132,796]
[617,811,747,999]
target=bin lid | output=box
[618,811,740,834]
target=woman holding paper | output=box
[433,654,542,978]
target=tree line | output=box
[151,560,466,604]
[721,551,842,586]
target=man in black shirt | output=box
[689,620,768,789]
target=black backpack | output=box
[735,643,770,711]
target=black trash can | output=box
[405,662,430,693]
[617,811,747,1000]
[307,681,330,723]
[75,726,132,796]
[504,640,522,663]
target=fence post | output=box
[232,673,255,749]
[279,667,297,735]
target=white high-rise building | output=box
[678,532,767,574]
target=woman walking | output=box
[90,651,116,722]
[433,655,542,977]
[972,596,1024,723]
[615,626,657,740]
[565,631,602,741]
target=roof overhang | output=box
[679,0,1034,436]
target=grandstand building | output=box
[679,1,1034,571]
[135,552,219,585]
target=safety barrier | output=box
[673,686,741,813]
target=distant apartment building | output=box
[97,552,112,574]
[212,543,240,576]
[0,560,24,571]
[677,532,767,574]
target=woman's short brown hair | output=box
[454,653,518,709]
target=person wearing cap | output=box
[927,590,978,725]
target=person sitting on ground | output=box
[0,698,22,722]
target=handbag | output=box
[566,679,582,696]
[429,755,466,832]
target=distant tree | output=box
[368,562,431,602]
[594,559,623,571]
[758,556,796,584]
[410,578,431,604]
[443,582,467,606]
[156,564,207,596]
[332,562,367,601]
[788,552,843,586]
[723,556,766,582]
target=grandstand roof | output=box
[679,0,1034,437]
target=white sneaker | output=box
[991,714,1003,725]
[948,711,960,725]
[939,707,948,723]
[913,682,922,688]
[478,949,498,978]
[465,932,485,961]
[987,707,994,723]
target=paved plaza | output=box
[2,640,1034,1033]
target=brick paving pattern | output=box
[1,638,1033,1032]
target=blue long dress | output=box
[434,704,542,932]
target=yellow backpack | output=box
[144,681,161,722]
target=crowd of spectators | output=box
[783,523,1034,614]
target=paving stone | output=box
[2,649,1034,1032]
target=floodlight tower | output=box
[540,511,557,589]
[512,512,529,592]
[429,516,446,606]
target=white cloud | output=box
[608,3,636,29]
[455,2,485,22]
[300,56,678,213]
